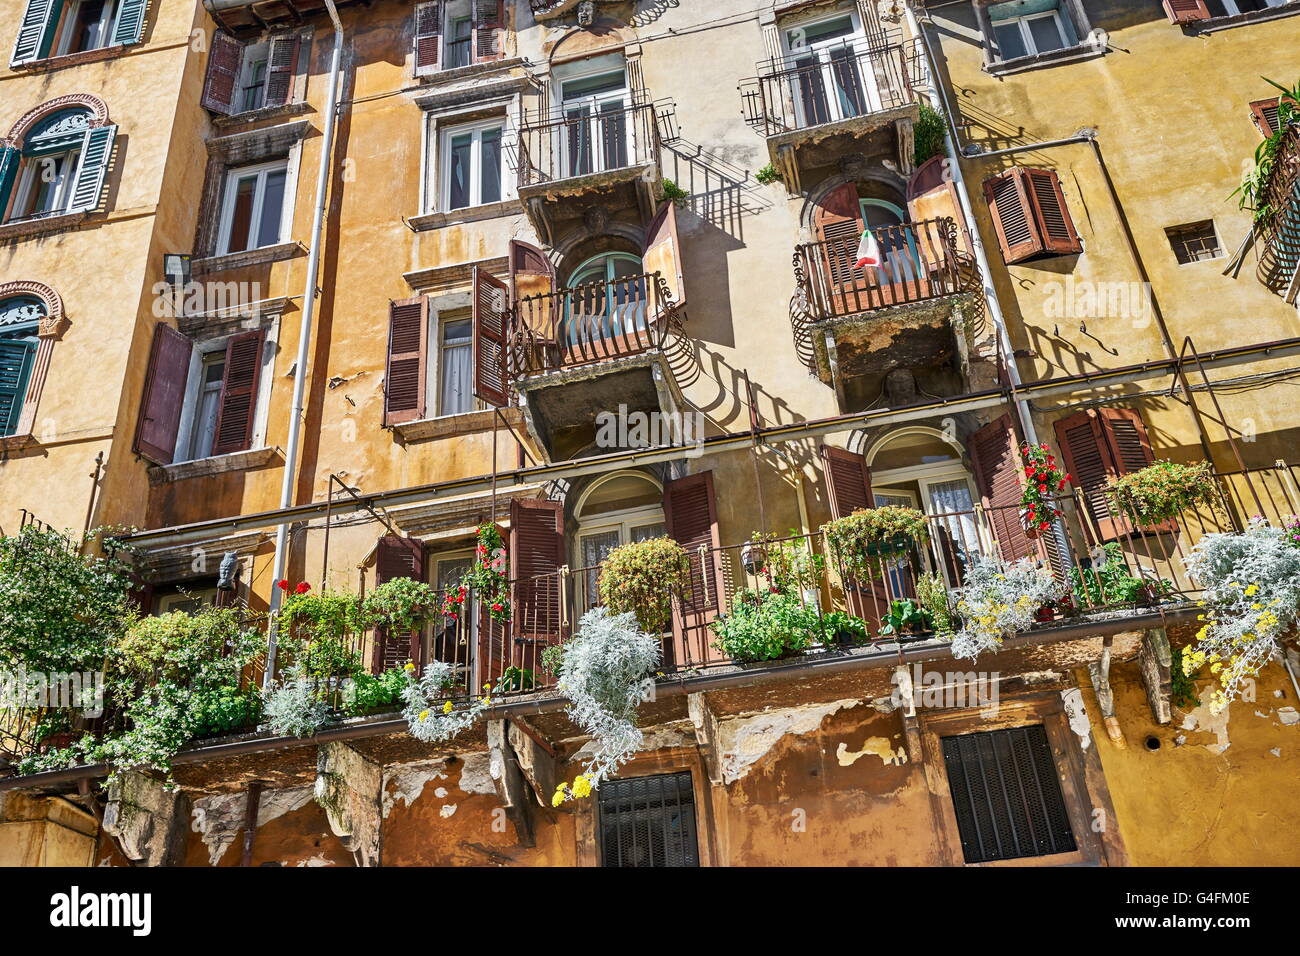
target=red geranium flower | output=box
[295,581,311,594]
[277,579,290,591]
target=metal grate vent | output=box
[940,724,1077,864]
[597,772,700,867]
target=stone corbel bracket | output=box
[101,771,190,866]
[1137,628,1173,724]
[315,743,384,867]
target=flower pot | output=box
[740,542,766,575]
[865,533,913,557]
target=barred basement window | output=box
[940,724,1077,864]
[597,772,700,867]
[1165,220,1222,264]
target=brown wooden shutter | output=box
[472,0,505,63]
[1023,168,1082,256]
[509,239,554,301]
[1054,407,1161,540]
[509,498,565,674]
[1162,0,1210,23]
[133,323,193,465]
[968,415,1034,561]
[820,444,873,518]
[472,265,510,407]
[263,34,301,108]
[384,296,428,426]
[1250,98,1282,136]
[983,168,1040,264]
[373,535,426,674]
[664,471,724,665]
[211,329,264,456]
[414,0,443,76]
[201,30,244,115]
[815,182,864,288]
[643,201,686,307]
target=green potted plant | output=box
[597,536,689,633]
[823,506,928,579]
[710,588,819,662]
[1105,460,1218,528]
[817,610,868,647]
[877,598,933,638]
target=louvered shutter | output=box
[815,182,865,289]
[1053,408,1161,540]
[821,444,873,518]
[11,0,59,65]
[211,329,264,456]
[1250,98,1282,136]
[414,0,443,76]
[68,125,115,213]
[133,323,193,465]
[0,340,36,437]
[1023,168,1082,256]
[384,296,428,426]
[983,169,1040,264]
[1162,0,1210,24]
[0,147,19,215]
[472,266,510,407]
[373,535,426,674]
[201,31,243,114]
[111,0,148,46]
[264,34,301,108]
[643,201,686,307]
[664,471,724,665]
[472,0,505,63]
[968,415,1034,561]
[509,498,565,670]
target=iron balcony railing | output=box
[515,99,662,190]
[1256,121,1300,303]
[795,217,977,322]
[740,39,916,140]
[510,271,684,378]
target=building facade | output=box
[1,0,1299,867]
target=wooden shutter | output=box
[472,266,510,407]
[211,329,264,456]
[133,323,193,465]
[68,125,116,213]
[414,0,443,76]
[984,167,1080,263]
[264,34,302,108]
[509,498,565,665]
[1023,168,1082,256]
[814,182,864,288]
[11,0,59,65]
[1162,0,1210,23]
[111,0,149,46]
[664,471,724,665]
[1250,98,1282,136]
[0,340,36,437]
[472,0,505,63]
[373,535,426,673]
[643,201,686,308]
[201,31,243,114]
[820,444,873,519]
[1054,407,1160,540]
[0,146,19,215]
[509,240,554,301]
[968,415,1034,561]
[384,296,428,426]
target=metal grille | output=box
[940,725,1077,864]
[597,772,700,867]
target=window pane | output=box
[993,22,1028,60]
[439,339,472,416]
[447,18,472,68]
[448,133,473,209]
[226,174,258,253]
[479,127,502,204]
[580,530,623,606]
[256,168,287,248]
[1026,15,1066,53]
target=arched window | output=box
[0,103,117,224]
[563,251,648,344]
[0,295,44,437]
[574,470,666,607]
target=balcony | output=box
[792,217,980,385]
[508,271,689,461]
[1256,122,1300,305]
[739,40,919,194]
[514,100,665,245]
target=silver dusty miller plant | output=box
[950,556,1067,661]
[262,664,334,738]
[401,659,492,743]
[552,608,661,803]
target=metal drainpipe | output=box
[265,0,345,687]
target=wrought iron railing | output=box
[515,99,662,189]
[1256,122,1300,302]
[739,40,917,139]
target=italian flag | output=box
[854,228,882,270]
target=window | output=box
[1053,407,1160,540]
[238,43,272,113]
[446,16,472,68]
[187,351,228,461]
[597,772,700,867]
[216,161,289,255]
[0,301,40,438]
[983,167,1083,263]
[782,12,881,126]
[0,107,117,225]
[10,0,147,65]
[435,311,474,416]
[1165,220,1223,264]
[413,0,505,76]
[10,149,79,222]
[558,61,631,177]
[55,0,118,56]
[563,252,649,345]
[152,582,221,616]
[940,725,1077,864]
[439,120,504,211]
[1206,0,1288,15]
[575,472,665,608]
[200,31,305,117]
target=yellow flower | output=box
[1243,584,1259,596]
[551,789,567,808]
[404,662,415,672]
[571,775,593,799]
[418,710,429,721]
[443,700,453,714]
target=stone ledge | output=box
[147,446,283,485]
[392,406,522,443]
[212,101,315,132]
[192,242,305,276]
[984,44,1108,77]
[406,200,524,231]
[1193,2,1300,33]
[0,211,88,243]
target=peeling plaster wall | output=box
[183,786,352,868]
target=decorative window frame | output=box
[974,0,1107,75]
[0,280,68,448]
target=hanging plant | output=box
[400,660,494,743]
[1231,77,1299,222]
[1018,442,1070,538]
[950,556,1068,661]
[279,586,365,642]
[597,536,689,633]
[441,524,510,624]
[1183,518,1300,713]
[1106,460,1218,527]
[551,608,661,803]
[823,506,928,578]
[364,577,439,635]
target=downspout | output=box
[265,0,345,687]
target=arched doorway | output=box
[562,250,650,348]
[573,470,666,608]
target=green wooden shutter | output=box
[11,0,63,66]
[111,0,148,46]
[0,147,20,215]
[69,125,116,213]
[0,339,37,438]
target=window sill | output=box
[0,432,35,453]
[211,101,315,131]
[11,43,137,72]
[148,446,283,485]
[407,200,523,231]
[392,407,521,442]
[416,56,526,87]
[984,44,1107,76]
[193,241,305,275]
[0,211,88,242]
[1192,3,1300,32]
